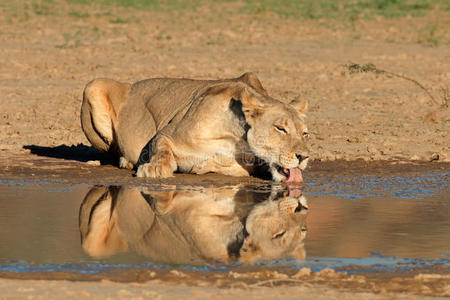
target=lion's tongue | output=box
[286,168,303,183]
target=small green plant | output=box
[418,23,442,47]
[345,63,381,75]
[386,37,397,43]
[68,9,90,18]
[94,10,113,17]
[31,0,53,16]
[206,35,224,46]
[56,31,82,48]
[67,0,177,10]
[156,32,172,41]
[92,26,102,40]
[109,17,129,24]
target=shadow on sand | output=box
[23,144,115,165]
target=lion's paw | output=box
[136,161,174,178]
[119,157,134,170]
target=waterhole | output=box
[0,169,448,275]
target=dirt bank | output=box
[1,148,449,185]
[0,264,449,299]
[1,278,444,300]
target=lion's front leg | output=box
[136,137,177,178]
[119,157,134,170]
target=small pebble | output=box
[292,267,311,278]
[86,160,101,166]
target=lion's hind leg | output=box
[81,78,130,160]
[79,186,127,257]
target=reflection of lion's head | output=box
[238,194,308,262]
[218,83,310,182]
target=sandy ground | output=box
[0,278,448,300]
[0,265,449,299]
[0,1,449,163]
[0,1,449,299]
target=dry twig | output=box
[345,63,441,106]
[440,87,449,107]
[248,278,307,287]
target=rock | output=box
[270,271,289,279]
[346,137,359,143]
[86,160,101,166]
[430,153,440,161]
[316,268,338,278]
[169,270,188,278]
[292,267,311,279]
[423,111,439,124]
[367,145,381,154]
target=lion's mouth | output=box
[274,165,303,183]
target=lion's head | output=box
[227,82,310,183]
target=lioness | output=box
[81,73,309,182]
[79,185,308,263]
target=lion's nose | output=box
[296,154,309,162]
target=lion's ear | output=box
[203,83,265,125]
[290,96,308,115]
[239,88,266,126]
[236,72,268,96]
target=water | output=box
[0,171,448,275]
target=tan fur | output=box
[79,185,308,263]
[80,72,309,181]
[81,78,130,153]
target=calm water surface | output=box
[0,170,448,273]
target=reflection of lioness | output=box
[81,72,309,182]
[79,185,308,263]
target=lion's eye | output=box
[302,131,309,138]
[272,231,286,239]
[274,125,287,134]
